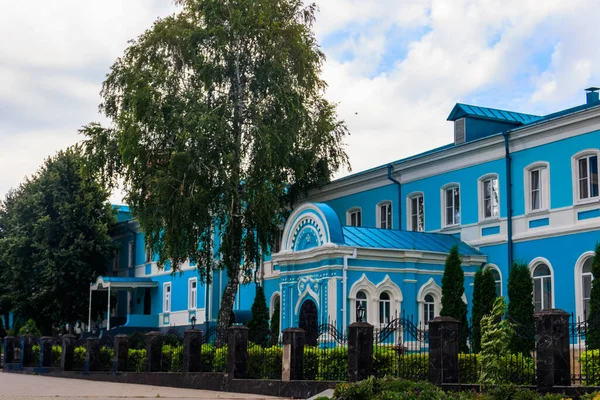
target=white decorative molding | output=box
[417,278,442,325]
[528,256,556,309]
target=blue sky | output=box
[1,0,599,203]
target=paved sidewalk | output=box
[0,373,289,400]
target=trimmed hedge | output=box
[580,350,600,385]
[304,346,348,381]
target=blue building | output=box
[90,87,600,340]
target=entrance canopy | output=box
[90,276,158,291]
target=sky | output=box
[1,0,599,204]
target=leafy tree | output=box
[81,0,349,338]
[270,296,280,339]
[0,147,115,335]
[248,285,270,346]
[471,268,497,353]
[507,262,535,354]
[19,319,42,337]
[440,245,469,352]
[479,296,514,385]
[587,243,600,349]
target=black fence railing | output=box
[569,314,600,386]
[304,322,347,381]
[246,329,282,380]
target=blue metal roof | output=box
[342,226,483,256]
[447,103,542,124]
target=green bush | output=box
[128,348,147,372]
[304,346,347,381]
[170,346,183,372]
[31,344,41,365]
[19,319,42,337]
[52,345,62,364]
[458,354,479,383]
[99,346,114,370]
[580,349,600,385]
[74,346,86,369]
[247,345,282,379]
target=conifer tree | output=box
[440,245,469,352]
[471,268,498,353]
[479,296,514,384]
[248,285,270,346]
[587,243,600,349]
[270,296,280,339]
[507,262,535,354]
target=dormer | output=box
[447,104,541,145]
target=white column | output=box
[88,287,92,333]
[107,286,111,331]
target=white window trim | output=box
[188,278,198,310]
[163,282,172,313]
[269,292,281,318]
[529,257,555,310]
[484,263,503,296]
[346,207,363,227]
[574,251,595,322]
[349,274,377,324]
[524,162,550,215]
[406,192,425,232]
[376,275,402,327]
[477,173,500,222]
[441,183,461,228]
[376,200,393,229]
[417,278,442,327]
[572,149,600,205]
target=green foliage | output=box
[479,297,514,384]
[248,285,271,346]
[81,0,350,332]
[247,345,282,379]
[507,263,535,354]
[0,147,115,332]
[19,319,42,337]
[74,346,86,369]
[304,346,348,381]
[579,349,600,385]
[270,296,280,339]
[32,344,41,365]
[200,344,228,372]
[440,245,469,352]
[587,243,600,349]
[128,349,147,372]
[471,268,497,353]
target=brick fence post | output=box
[183,329,202,373]
[85,337,101,373]
[428,316,459,386]
[145,331,164,372]
[114,334,130,372]
[61,334,76,371]
[227,326,249,379]
[282,328,305,381]
[348,322,374,382]
[39,336,53,368]
[535,309,571,388]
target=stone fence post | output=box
[282,328,305,381]
[428,316,459,386]
[183,329,202,373]
[114,334,130,372]
[146,331,164,372]
[535,309,570,388]
[39,336,53,368]
[20,335,33,368]
[227,325,249,379]
[61,334,76,371]
[85,337,100,373]
[4,336,15,364]
[348,322,374,382]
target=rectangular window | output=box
[444,187,460,226]
[579,155,599,200]
[350,210,362,227]
[188,279,197,310]
[380,203,392,229]
[128,241,134,268]
[410,195,425,232]
[163,283,171,313]
[530,169,542,211]
[482,178,499,219]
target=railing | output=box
[246,329,282,380]
[304,322,347,381]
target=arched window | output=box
[490,268,502,297]
[533,263,553,312]
[377,201,393,229]
[423,294,435,325]
[346,207,362,227]
[442,184,460,227]
[582,258,594,320]
[478,174,500,220]
[356,291,368,322]
[379,292,391,326]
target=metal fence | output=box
[200,322,227,372]
[303,322,347,381]
[569,314,600,386]
[246,328,282,380]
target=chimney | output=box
[585,87,600,104]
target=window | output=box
[378,202,392,229]
[128,241,134,268]
[163,283,171,313]
[113,250,119,272]
[356,291,368,322]
[533,264,552,312]
[188,279,197,310]
[348,208,362,227]
[490,268,502,297]
[408,193,425,232]
[423,294,435,325]
[525,163,550,213]
[480,176,499,219]
[578,154,599,201]
[530,169,542,211]
[582,258,593,320]
[379,292,391,326]
[443,186,460,226]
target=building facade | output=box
[92,88,600,338]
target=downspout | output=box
[342,248,358,335]
[387,165,402,229]
[503,132,514,269]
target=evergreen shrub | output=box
[440,245,469,352]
